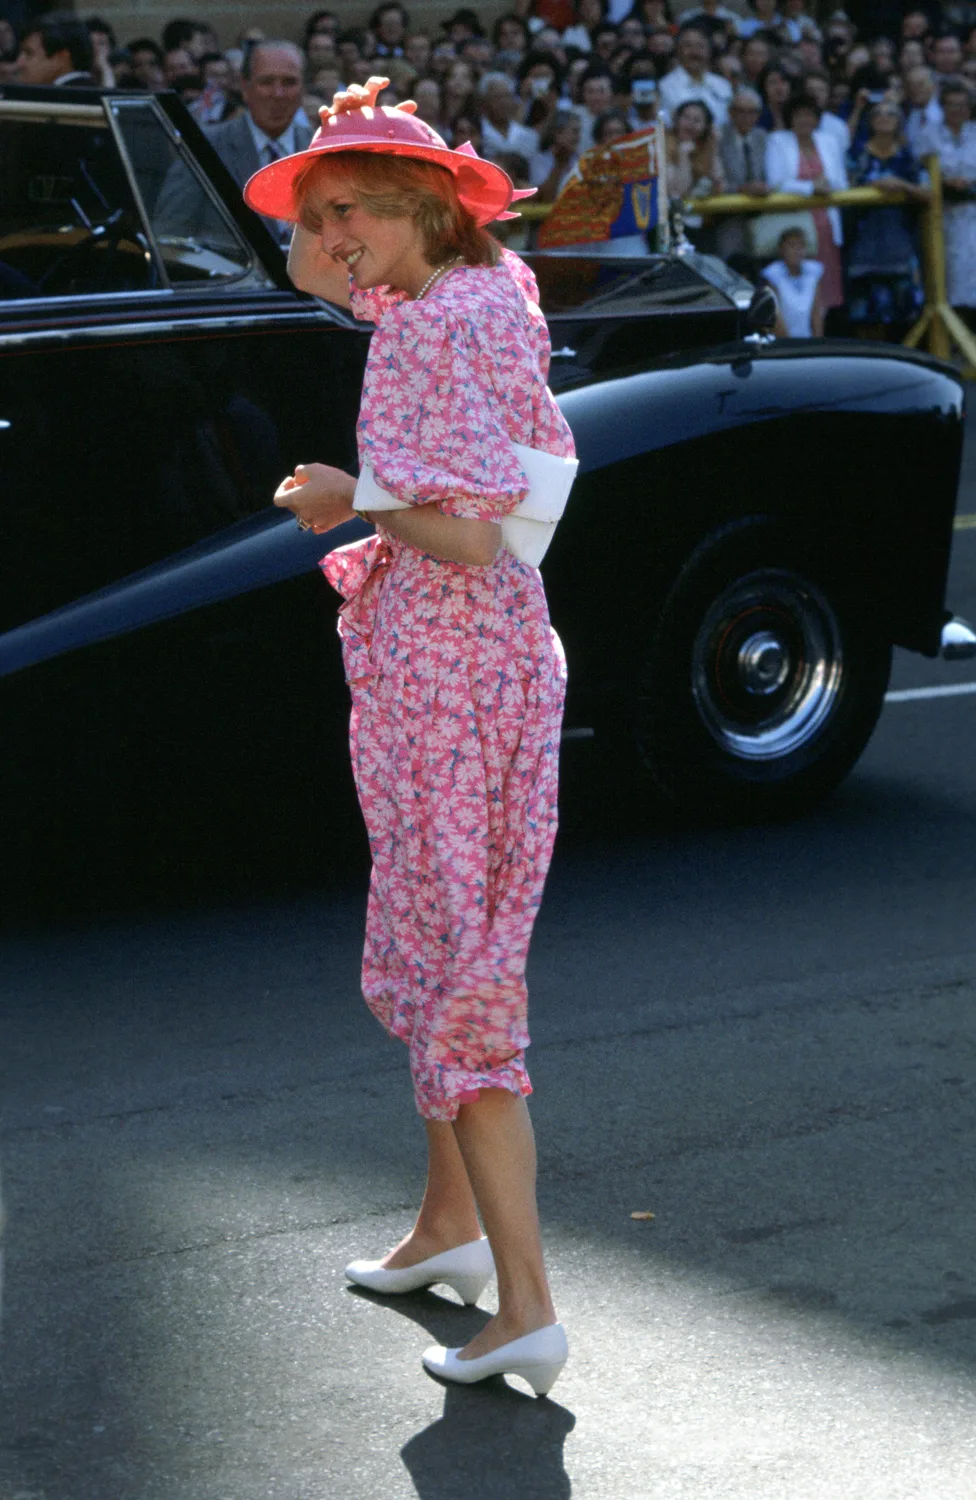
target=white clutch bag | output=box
[352,443,579,567]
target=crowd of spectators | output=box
[4,3,976,334]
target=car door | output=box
[0,90,368,913]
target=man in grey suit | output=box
[716,87,769,273]
[156,41,313,247]
[206,41,313,242]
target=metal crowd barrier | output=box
[520,153,976,372]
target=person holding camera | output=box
[624,60,661,129]
[530,109,582,199]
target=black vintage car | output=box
[1,84,972,912]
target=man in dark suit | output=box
[15,11,96,86]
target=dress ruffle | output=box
[320,535,392,687]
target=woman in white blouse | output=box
[765,93,848,309]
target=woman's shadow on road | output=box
[347,1286,575,1499]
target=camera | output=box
[632,78,657,103]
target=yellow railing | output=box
[518,154,976,371]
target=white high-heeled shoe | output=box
[344,1236,494,1305]
[422,1322,568,1397]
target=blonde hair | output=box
[293,150,500,267]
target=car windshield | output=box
[524,253,735,316]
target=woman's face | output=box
[791,105,818,137]
[870,102,900,136]
[312,66,342,99]
[742,37,771,77]
[554,115,582,152]
[804,74,828,109]
[870,38,895,74]
[413,77,442,122]
[899,39,924,70]
[497,18,526,52]
[594,28,618,60]
[676,103,707,141]
[452,113,482,150]
[716,52,743,83]
[765,70,791,105]
[306,34,335,69]
[445,60,473,96]
[596,113,628,144]
[578,0,603,26]
[304,182,427,291]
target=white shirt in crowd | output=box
[817,110,849,150]
[658,64,733,129]
[765,126,848,243]
[561,22,593,51]
[738,11,783,37]
[481,116,539,163]
[762,257,824,337]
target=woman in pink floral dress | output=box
[245,79,573,1396]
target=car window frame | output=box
[104,93,276,297]
[0,90,275,315]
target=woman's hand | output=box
[274,464,357,534]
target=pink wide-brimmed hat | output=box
[244,77,536,228]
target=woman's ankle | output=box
[413,1216,482,1251]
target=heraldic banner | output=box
[537,123,666,250]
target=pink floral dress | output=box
[322,250,575,1122]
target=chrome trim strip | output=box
[102,95,173,292]
[0,288,176,312]
[0,98,103,123]
[0,308,333,350]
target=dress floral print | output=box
[322,250,574,1121]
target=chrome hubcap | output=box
[691,570,844,761]
[737,630,790,696]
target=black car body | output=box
[0,85,969,913]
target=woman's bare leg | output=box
[451,1089,557,1359]
[381,1120,483,1269]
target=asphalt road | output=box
[3,422,976,1499]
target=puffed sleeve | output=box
[358,303,530,521]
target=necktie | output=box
[264,140,283,164]
[742,137,753,182]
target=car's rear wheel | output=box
[633,529,892,819]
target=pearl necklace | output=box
[416,257,462,300]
